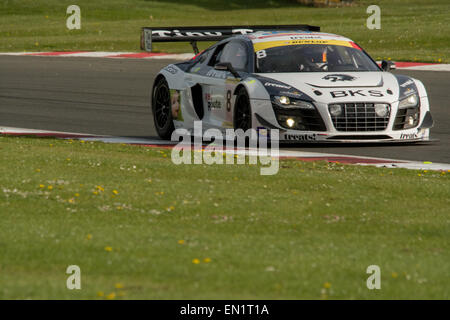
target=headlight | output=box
[398,94,418,109]
[328,104,343,117]
[273,96,315,110]
[374,103,390,117]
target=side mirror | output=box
[214,62,240,78]
[381,60,396,71]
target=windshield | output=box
[255,44,380,73]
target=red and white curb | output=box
[0,52,449,71]
[0,51,195,60]
[1,126,449,171]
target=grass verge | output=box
[1,0,449,63]
[0,135,449,299]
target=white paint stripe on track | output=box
[398,64,450,71]
[1,126,449,171]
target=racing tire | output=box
[233,87,252,131]
[152,77,175,140]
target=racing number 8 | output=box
[226,90,232,112]
[256,50,267,59]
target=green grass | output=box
[0,135,449,299]
[0,0,449,62]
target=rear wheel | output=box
[233,87,252,131]
[152,77,175,140]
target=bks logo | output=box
[322,74,356,82]
[330,89,384,98]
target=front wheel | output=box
[233,87,252,131]
[152,77,175,140]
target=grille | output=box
[393,107,420,130]
[330,103,390,132]
[273,104,326,131]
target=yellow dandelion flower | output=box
[192,258,200,264]
[115,283,124,289]
[104,246,113,252]
[112,190,119,195]
[86,234,92,240]
[68,198,75,204]
[391,272,398,278]
[323,282,332,289]
[97,291,104,297]
[106,292,116,300]
[48,185,53,190]
[66,158,71,161]
[178,240,185,245]
[93,191,99,195]
[75,193,80,197]
[39,184,45,188]
[36,169,41,172]
[204,258,212,263]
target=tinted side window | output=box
[189,48,212,71]
[219,42,248,71]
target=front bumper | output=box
[253,97,434,143]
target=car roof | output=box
[245,31,352,42]
[239,31,354,50]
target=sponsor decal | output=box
[222,121,234,128]
[164,65,178,74]
[400,132,418,140]
[280,90,303,98]
[322,74,356,82]
[170,89,183,121]
[284,133,317,141]
[264,82,291,90]
[253,39,355,52]
[205,93,222,110]
[400,79,414,88]
[330,89,384,98]
[206,69,227,79]
[257,127,269,139]
[152,28,254,38]
[289,35,322,40]
[208,100,222,110]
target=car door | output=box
[206,40,250,130]
[185,40,250,130]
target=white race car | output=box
[143,25,433,143]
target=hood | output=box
[258,72,402,103]
[261,72,383,88]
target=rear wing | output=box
[140,25,320,53]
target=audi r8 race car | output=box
[143,25,433,143]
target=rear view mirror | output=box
[381,60,396,71]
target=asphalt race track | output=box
[0,56,449,163]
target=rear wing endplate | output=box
[140,25,320,53]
